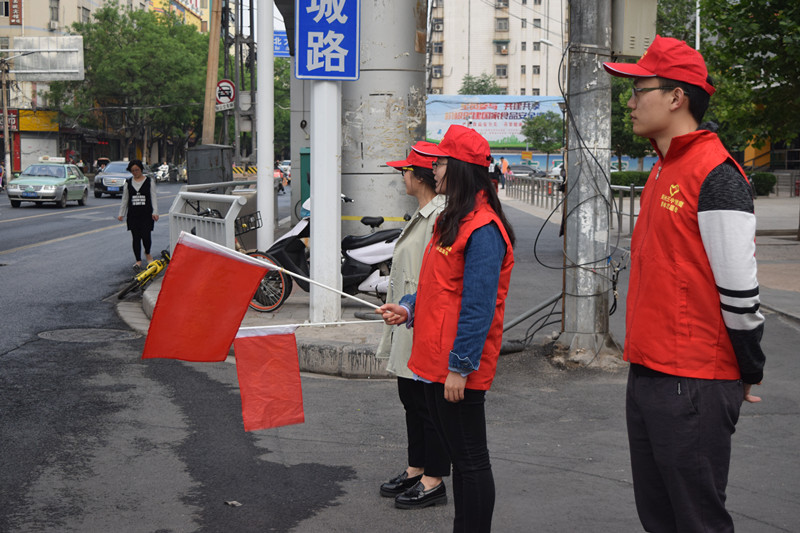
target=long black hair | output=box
[435,158,515,248]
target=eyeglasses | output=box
[631,86,678,100]
[431,160,448,170]
[400,166,413,172]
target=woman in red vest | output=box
[378,125,515,532]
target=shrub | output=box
[749,172,776,196]
[610,171,650,187]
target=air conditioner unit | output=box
[48,21,59,31]
[432,72,443,79]
[433,23,444,32]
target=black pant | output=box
[398,377,450,477]
[425,382,494,533]
[131,228,152,262]
[626,368,743,533]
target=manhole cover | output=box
[38,328,142,343]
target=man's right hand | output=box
[744,382,762,403]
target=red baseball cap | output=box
[386,141,438,170]
[603,35,715,95]
[413,125,491,168]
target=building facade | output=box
[0,0,205,171]
[428,0,566,97]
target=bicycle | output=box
[184,200,292,313]
[117,250,171,299]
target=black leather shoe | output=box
[394,481,447,509]
[379,471,422,497]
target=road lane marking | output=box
[0,224,126,255]
[0,191,178,225]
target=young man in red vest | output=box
[604,36,766,532]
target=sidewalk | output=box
[120,190,800,376]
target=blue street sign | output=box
[295,0,360,81]
[274,30,291,58]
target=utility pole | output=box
[1,59,11,178]
[561,0,620,363]
[201,0,223,145]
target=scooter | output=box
[250,196,402,312]
[155,164,170,182]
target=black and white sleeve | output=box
[698,162,765,384]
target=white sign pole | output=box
[309,80,342,323]
[256,1,274,251]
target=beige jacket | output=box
[376,194,446,378]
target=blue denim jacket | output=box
[399,222,506,376]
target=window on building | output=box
[50,0,59,21]
[432,65,443,79]
[532,88,540,96]
[495,18,509,31]
[0,2,8,17]
[534,0,542,4]
[80,7,90,23]
[533,18,542,28]
[496,64,508,78]
[499,89,508,95]
[521,18,527,28]
[521,41,527,51]
[522,0,527,4]
[495,42,509,55]
[0,37,8,49]
[521,88,526,95]
[533,42,541,51]
[432,0,443,6]
[532,65,541,75]
[432,41,443,54]
[496,0,508,7]
[521,65,526,75]
[432,18,444,32]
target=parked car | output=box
[278,159,291,176]
[508,164,546,179]
[93,161,154,198]
[6,158,89,208]
[547,163,565,178]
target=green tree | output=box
[47,3,208,160]
[273,57,291,159]
[700,0,800,149]
[458,73,504,95]
[521,111,563,169]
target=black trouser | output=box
[626,368,743,533]
[398,377,450,477]
[425,382,494,533]
[131,228,152,262]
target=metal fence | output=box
[610,184,645,234]
[506,175,565,212]
[168,188,249,252]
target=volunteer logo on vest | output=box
[436,244,452,256]
[660,184,684,214]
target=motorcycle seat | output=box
[342,228,401,251]
[360,216,385,228]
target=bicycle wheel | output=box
[117,278,141,300]
[247,252,293,312]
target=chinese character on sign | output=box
[307,31,347,72]
[9,0,22,25]
[296,0,360,80]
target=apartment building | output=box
[428,0,566,96]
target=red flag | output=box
[234,326,305,431]
[143,232,269,362]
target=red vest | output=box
[625,130,748,379]
[408,194,514,390]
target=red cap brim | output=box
[602,62,656,79]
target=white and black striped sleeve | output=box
[698,162,765,384]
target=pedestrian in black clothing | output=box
[117,160,159,271]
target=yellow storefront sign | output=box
[18,110,58,132]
